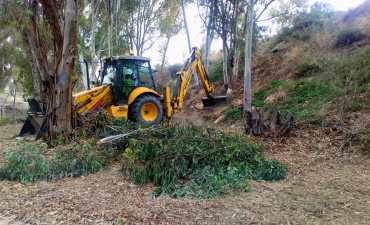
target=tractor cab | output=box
[101,55,156,104]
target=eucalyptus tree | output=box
[158,0,182,79]
[3,0,79,137]
[122,0,166,56]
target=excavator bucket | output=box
[201,96,230,108]
[17,99,47,140]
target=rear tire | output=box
[129,94,163,125]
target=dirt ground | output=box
[1,108,370,224]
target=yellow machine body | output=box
[18,47,228,140]
[73,85,161,120]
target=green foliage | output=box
[208,58,223,82]
[168,63,182,79]
[253,79,285,108]
[334,27,366,48]
[0,135,120,183]
[253,79,341,121]
[223,108,242,120]
[117,126,287,198]
[274,2,333,44]
[296,57,321,77]
[0,116,12,126]
[0,142,48,183]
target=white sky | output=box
[145,0,366,65]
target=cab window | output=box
[138,61,155,90]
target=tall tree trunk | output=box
[231,0,240,89]
[29,48,41,100]
[180,0,199,87]
[243,0,254,111]
[222,42,229,87]
[79,54,88,89]
[220,0,229,88]
[116,0,121,55]
[232,47,240,86]
[204,0,215,74]
[90,0,96,87]
[50,0,78,132]
[107,0,114,56]
[160,37,170,81]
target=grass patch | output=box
[253,79,285,109]
[222,108,242,120]
[0,116,12,126]
[253,79,341,122]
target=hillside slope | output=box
[175,1,370,145]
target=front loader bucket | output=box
[17,114,47,140]
[202,96,230,108]
[17,99,46,140]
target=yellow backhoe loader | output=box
[18,47,229,140]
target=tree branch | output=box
[256,12,288,23]
[254,0,276,23]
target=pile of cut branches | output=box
[108,125,287,198]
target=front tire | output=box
[129,94,163,125]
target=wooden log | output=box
[279,110,294,136]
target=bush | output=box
[118,126,287,198]
[334,27,366,48]
[168,63,182,79]
[208,58,223,82]
[0,132,120,183]
[274,3,333,45]
[296,57,321,77]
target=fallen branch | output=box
[97,125,158,145]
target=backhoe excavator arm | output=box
[162,47,228,118]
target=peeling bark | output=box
[51,0,78,131]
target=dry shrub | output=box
[334,27,366,48]
[284,46,303,63]
[264,86,288,104]
[311,30,335,50]
[354,15,370,35]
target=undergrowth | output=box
[222,108,242,120]
[254,43,370,123]
[253,79,341,122]
[0,113,122,183]
[0,138,119,183]
[0,117,287,199]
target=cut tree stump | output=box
[267,106,281,131]
[243,107,293,137]
[243,107,267,136]
[279,110,294,136]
